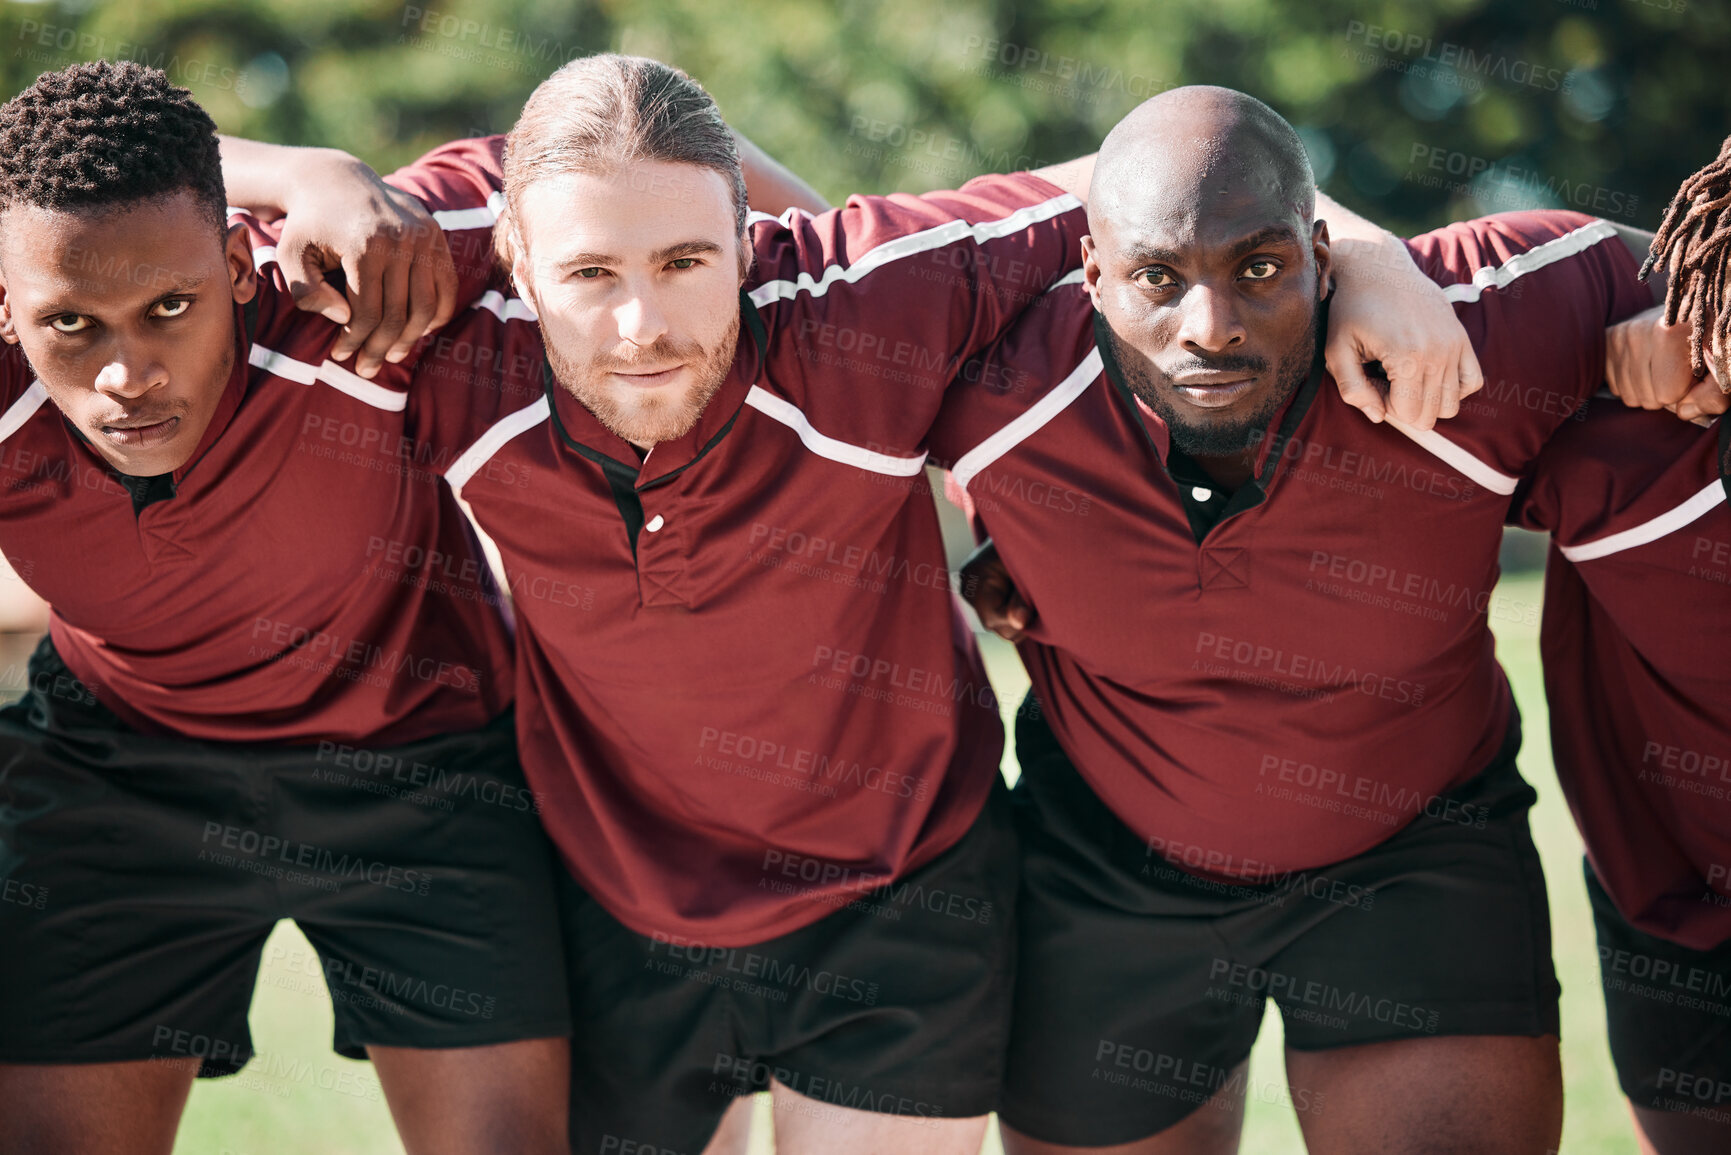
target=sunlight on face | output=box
[0,191,254,476]
[513,162,746,448]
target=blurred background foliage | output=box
[0,0,1722,235]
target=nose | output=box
[1175,283,1246,355]
[613,285,669,348]
[92,348,169,399]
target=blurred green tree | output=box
[0,0,1722,232]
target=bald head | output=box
[1080,87,1331,468]
[1090,86,1314,240]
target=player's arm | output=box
[1316,192,1483,431]
[1606,307,1728,425]
[1604,221,1728,425]
[959,540,1034,643]
[219,135,459,378]
[734,131,832,214]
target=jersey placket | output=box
[540,294,767,609]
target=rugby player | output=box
[949,86,1671,1153]
[372,56,1478,1155]
[0,62,570,1154]
[1509,142,1731,1155]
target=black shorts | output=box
[1001,701,1558,1146]
[1589,860,1731,1121]
[0,636,570,1076]
[559,782,1019,1155]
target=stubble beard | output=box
[547,317,741,448]
[1107,311,1318,458]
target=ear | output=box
[510,237,534,305]
[1311,218,1333,301]
[0,278,15,346]
[496,212,535,305]
[1081,235,1103,312]
[224,222,259,306]
[737,228,753,285]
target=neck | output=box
[1186,449,1256,491]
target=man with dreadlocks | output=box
[1508,140,1731,1155]
[0,61,580,1153]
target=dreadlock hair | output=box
[1642,134,1731,383]
[0,60,227,252]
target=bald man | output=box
[946,86,1666,1153]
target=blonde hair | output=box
[496,53,747,272]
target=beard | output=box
[1106,310,1318,458]
[547,318,740,448]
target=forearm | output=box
[1316,191,1419,288]
[1032,154,1093,205]
[1608,221,1666,306]
[218,135,370,221]
[732,130,831,215]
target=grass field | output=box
[168,569,1637,1154]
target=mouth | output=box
[1171,375,1257,410]
[99,415,181,448]
[608,365,685,389]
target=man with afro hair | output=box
[0,60,575,1155]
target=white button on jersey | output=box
[645,514,665,532]
[1190,486,1212,502]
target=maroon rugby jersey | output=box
[394,137,1087,944]
[929,210,1652,879]
[0,162,511,745]
[1514,400,1731,950]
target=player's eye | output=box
[1137,268,1176,289]
[573,267,606,280]
[1242,260,1279,280]
[48,314,91,334]
[668,258,699,270]
[151,297,192,318]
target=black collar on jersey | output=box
[542,288,769,559]
[66,292,262,518]
[1094,296,1329,543]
